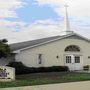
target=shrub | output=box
[7,62,69,75]
[6,62,30,74]
[83,65,90,71]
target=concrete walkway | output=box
[1,81,90,90]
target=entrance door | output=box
[65,55,82,71]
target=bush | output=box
[7,62,69,75]
[6,62,30,74]
[83,65,90,71]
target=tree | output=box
[0,39,11,58]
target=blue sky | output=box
[6,0,60,24]
[17,0,60,23]
[0,0,90,43]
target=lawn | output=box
[0,72,90,88]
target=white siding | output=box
[15,38,90,68]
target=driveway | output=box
[1,81,90,90]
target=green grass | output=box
[0,72,90,88]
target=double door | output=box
[65,55,83,71]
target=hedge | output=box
[7,62,69,75]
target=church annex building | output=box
[10,32,90,71]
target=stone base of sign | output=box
[0,79,13,82]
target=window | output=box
[88,56,90,59]
[38,54,42,64]
[66,56,71,63]
[75,56,80,63]
[65,45,80,52]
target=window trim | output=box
[66,56,72,63]
[75,56,80,63]
[65,45,80,52]
[38,54,42,64]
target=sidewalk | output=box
[1,81,90,90]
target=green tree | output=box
[0,39,11,58]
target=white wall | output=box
[15,37,90,68]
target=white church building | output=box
[10,32,90,71]
[2,5,90,71]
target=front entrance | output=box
[65,55,83,71]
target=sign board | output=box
[0,66,15,82]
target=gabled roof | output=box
[10,35,61,51]
[10,32,90,52]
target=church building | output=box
[3,5,90,71]
[10,32,90,71]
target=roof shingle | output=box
[10,36,61,51]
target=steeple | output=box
[64,4,73,34]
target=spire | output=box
[64,4,73,34]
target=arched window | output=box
[65,45,80,52]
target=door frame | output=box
[64,54,83,71]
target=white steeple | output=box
[64,4,73,34]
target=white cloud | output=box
[5,20,90,44]
[0,0,90,43]
[35,0,90,17]
[8,19,62,43]
[0,19,27,43]
[0,19,61,44]
[0,0,27,43]
[23,20,90,39]
[0,0,26,18]
[0,19,26,27]
[33,0,90,38]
